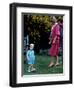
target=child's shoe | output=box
[28,68,31,72]
[31,68,36,72]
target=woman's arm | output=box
[52,36,57,44]
[49,38,52,44]
[48,33,52,44]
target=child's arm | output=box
[26,51,30,61]
[33,50,35,60]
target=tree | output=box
[24,14,63,53]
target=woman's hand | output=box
[49,41,51,44]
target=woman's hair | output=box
[52,16,57,23]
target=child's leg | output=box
[28,64,32,72]
[31,59,36,71]
[31,64,36,71]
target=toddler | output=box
[26,44,36,72]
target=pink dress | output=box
[49,23,60,56]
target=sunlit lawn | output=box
[23,54,63,75]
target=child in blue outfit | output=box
[26,44,36,72]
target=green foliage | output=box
[24,15,63,51]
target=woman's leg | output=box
[48,56,55,67]
[55,55,60,66]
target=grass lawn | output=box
[23,54,63,75]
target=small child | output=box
[26,44,36,72]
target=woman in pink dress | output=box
[48,16,60,67]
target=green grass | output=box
[23,54,63,75]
